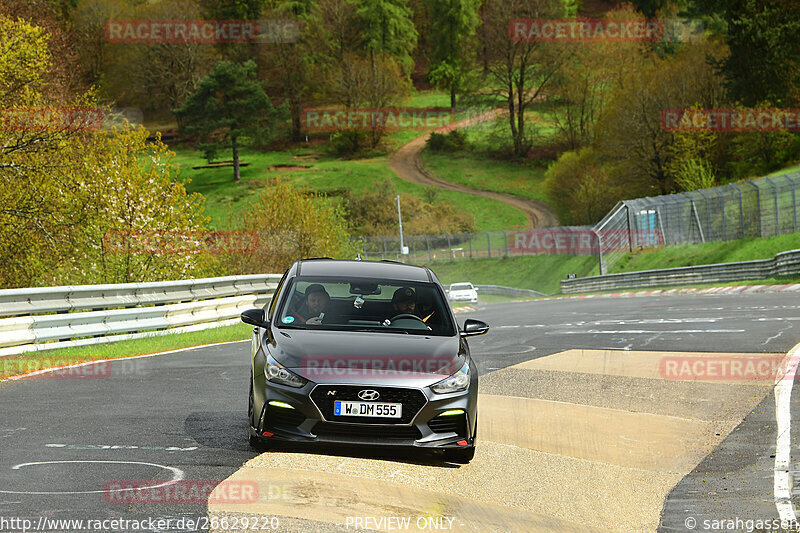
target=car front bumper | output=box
[251,380,478,449]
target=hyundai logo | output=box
[358,389,380,401]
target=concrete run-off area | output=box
[209,349,777,532]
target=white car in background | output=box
[447,282,479,303]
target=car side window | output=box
[267,272,289,321]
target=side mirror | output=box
[473,287,479,291]
[461,318,489,337]
[241,308,269,328]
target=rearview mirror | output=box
[241,308,269,328]
[461,318,489,337]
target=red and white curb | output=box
[452,305,477,313]
[538,283,800,301]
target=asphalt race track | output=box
[2,292,800,532]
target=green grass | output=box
[611,233,800,273]
[173,146,528,231]
[426,255,600,295]
[421,151,550,203]
[0,324,252,382]
[768,163,800,176]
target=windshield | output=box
[450,283,473,290]
[277,276,456,336]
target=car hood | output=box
[269,329,465,386]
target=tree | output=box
[354,0,418,76]
[100,0,215,114]
[689,0,800,106]
[547,9,645,150]
[427,0,481,109]
[544,148,619,225]
[481,0,571,157]
[227,180,358,274]
[260,1,320,141]
[343,179,474,235]
[0,15,212,287]
[174,60,286,182]
[327,52,409,148]
[71,0,129,86]
[594,40,727,195]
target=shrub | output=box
[426,130,468,152]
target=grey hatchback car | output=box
[241,259,489,463]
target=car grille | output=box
[265,404,305,428]
[428,414,467,436]
[312,422,422,442]
[310,385,427,424]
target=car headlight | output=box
[431,362,470,394]
[265,353,307,388]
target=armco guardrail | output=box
[560,249,800,294]
[0,275,282,357]
[475,285,544,298]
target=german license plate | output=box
[334,401,402,418]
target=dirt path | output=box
[389,109,559,229]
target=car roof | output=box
[295,259,433,282]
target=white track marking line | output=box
[4,339,248,381]
[774,342,800,521]
[0,460,184,495]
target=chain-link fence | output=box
[354,171,800,274]
[596,171,800,273]
[355,227,602,264]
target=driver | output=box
[391,287,418,316]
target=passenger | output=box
[293,284,330,325]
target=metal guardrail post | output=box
[748,180,762,237]
[791,175,798,233]
[765,177,779,234]
[730,183,745,238]
[625,203,633,251]
[593,229,605,275]
[503,231,509,256]
[656,208,666,245]
[697,189,712,240]
[690,199,705,242]
[485,232,491,258]
[468,234,473,259]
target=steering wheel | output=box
[389,314,425,323]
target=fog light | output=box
[262,431,274,437]
[268,401,294,409]
[440,409,465,417]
